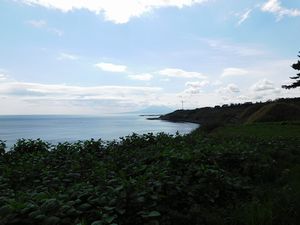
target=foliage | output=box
[0,125,300,225]
[0,141,5,155]
[197,121,224,134]
[212,122,300,139]
[282,51,300,89]
[12,139,50,154]
[245,103,300,123]
[160,97,300,126]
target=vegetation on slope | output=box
[211,122,300,139]
[160,97,300,125]
[246,103,300,123]
[0,122,300,225]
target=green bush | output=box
[0,131,299,225]
[12,138,49,154]
[0,140,5,155]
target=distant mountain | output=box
[130,105,174,115]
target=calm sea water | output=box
[0,115,198,149]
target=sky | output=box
[0,0,300,115]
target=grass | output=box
[212,122,300,225]
[246,103,300,123]
[212,122,300,139]
[0,122,299,225]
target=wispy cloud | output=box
[185,80,209,88]
[201,38,266,56]
[0,78,163,113]
[0,73,7,81]
[237,9,252,25]
[26,19,47,28]
[261,0,300,19]
[95,62,127,73]
[128,73,153,81]
[0,69,10,82]
[21,0,209,24]
[26,19,63,36]
[221,67,249,78]
[0,81,162,102]
[49,28,64,37]
[58,52,79,61]
[158,68,207,79]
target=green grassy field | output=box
[0,122,299,225]
[212,122,300,138]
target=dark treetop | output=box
[282,51,300,89]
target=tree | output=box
[282,51,300,89]
[0,140,5,155]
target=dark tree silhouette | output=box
[282,51,300,89]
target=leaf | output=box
[137,196,145,203]
[103,206,115,211]
[142,211,161,218]
[114,185,124,192]
[78,203,91,211]
[44,216,60,225]
[116,207,126,215]
[40,199,59,212]
[104,215,117,223]
[91,221,103,225]
[0,205,12,216]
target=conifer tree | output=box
[282,52,300,89]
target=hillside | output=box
[160,97,300,125]
[246,103,300,123]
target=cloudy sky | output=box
[0,0,300,114]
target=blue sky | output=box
[0,0,300,114]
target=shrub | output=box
[12,139,49,154]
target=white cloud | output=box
[26,19,63,36]
[217,83,240,95]
[247,78,288,102]
[21,0,208,24]
[251,78,275,91]
[185,80,209,89]
[221,67,249,78]
[0,78,163,114]
[0,73,7,81]
[182,87,201,95]
[225,84,240,93]
[128,73,153,81]
[58,52,79,61]
[49,27,64,36]
[237,9,252,25]
[26,19,47,28]
[158,68,207,79]
[201,38,265,56]
[261,0,300,19]
[0,80,162,98]
[212,80,222,86]
[183,80,209,95]
[236,95,250,101]
[95,62,127,73]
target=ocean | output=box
[0,115,198,149]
